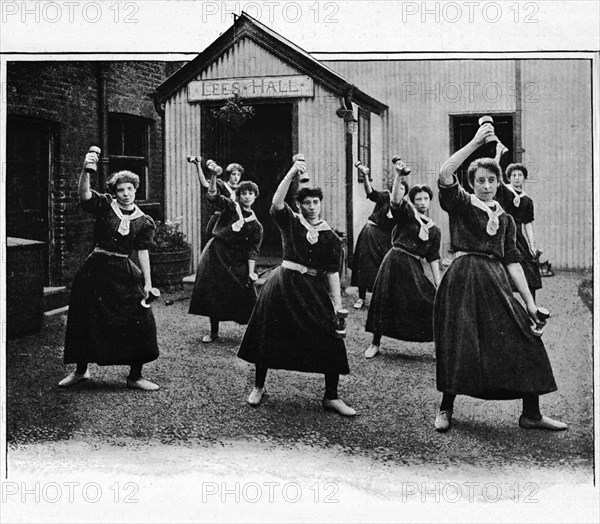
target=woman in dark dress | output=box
[434,123,566,432]
[189,161,263,343]
[237,158,355,417]
[190,159,244,238]
[350,164,395,309]
[364,161,441,358]
[59,151,160,391]
[494,144,543,299]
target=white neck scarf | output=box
[409,202,435,241]
[296,212,331,245]
[469,194,504,236]
[231,202,256,232]
[224,182,237,200]
[506,184,526,207]
[110,200,144,236]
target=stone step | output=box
[43,286,70,312]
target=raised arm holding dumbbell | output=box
[60,147,160,392]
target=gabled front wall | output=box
[164,37,352,267]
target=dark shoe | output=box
[435,410,452,432]
[519,414,567,431]
[58,370,90,387]
[322,398,356,417]
[127,377,160,391]
[247,387,267,406]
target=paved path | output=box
[4,271,597,522]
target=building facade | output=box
[6,60,182,286]
[154,13,592,271]
[5,14,593,296]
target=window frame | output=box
[357,107,371,168]
[108,113,151,201]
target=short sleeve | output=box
[270,202,294,228]
[503,214,522,264]
[425,227,442,263]
[208,192,235,212]
[438,175,471,213]
[134,216,156,250]
[390,199,411,224]
[81,190,112,216]
[522,198,534,224]
[367,188,386,204]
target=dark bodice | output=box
[82,190,155,256]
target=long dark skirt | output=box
[434,254,557,400]
[188,237,257,324]
[366,249,436,342]
[64,253,159,366]
[350,223,391,291]
[516,235,542,292]
[237,266,350,374]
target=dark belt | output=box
[281,260,319,277]
[92,247,128,258]
[392,246,421,260]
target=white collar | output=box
[223,182,237,200]
[469,194,504,236]
[110,200,144,236]
[296,212,331,245]
[409,202,435,241]
[506,184,526,207]
[231,202,256,232]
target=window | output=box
[108,114,151,200]
[358,108,371,168]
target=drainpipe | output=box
[152,92,166,221]
[97,62,109,190]
[514,59,523,163]
[337,91,356,261]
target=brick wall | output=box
[7,60,186,285]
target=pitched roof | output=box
[152,12,387,114]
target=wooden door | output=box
[201,102,293,258]
[6,116,55,284]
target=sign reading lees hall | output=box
[188,75,314,101]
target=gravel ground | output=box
[4,269,597,522]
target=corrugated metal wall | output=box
[296,82,347,232]
[324,59,592,268]
[520,60,592,269]
[164,91,203,267]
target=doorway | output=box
[201,102,294,260]
[6,115,57,284]
[450,114,515,190]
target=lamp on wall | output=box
[336,91,358,134]
[336,106,358,134]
